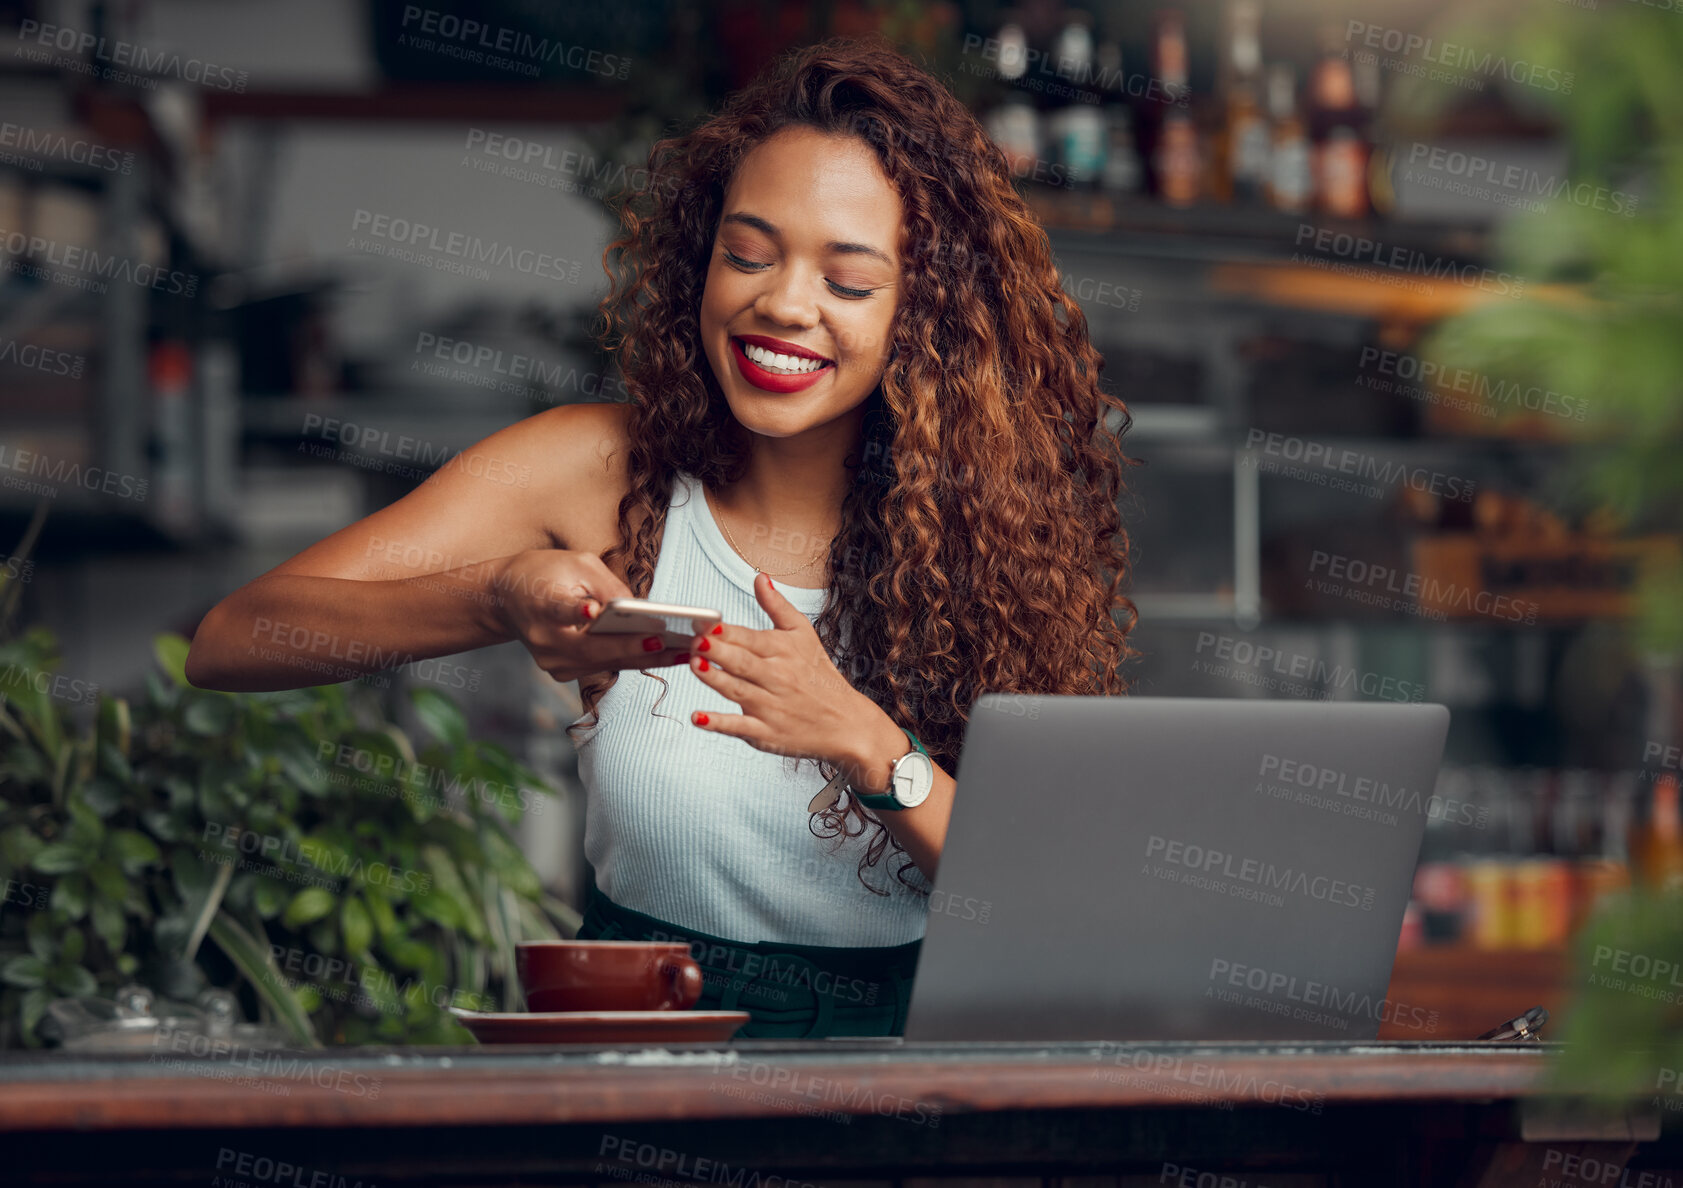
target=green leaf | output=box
[282,886,337,930]
[1,956,47,989]
[64,797,105,850]
[181,859,233,962]
[90,898,124,954]
[48,963,97,997]
[183,693,236,736]
[272,729,329,796]
[253,879,285,919]
[153,634,191,687]
[96,741,132,783]
[106,829,161,874]
[30,843,87,875]
[19,987,51,1041]
[341,896,372,957]
[49,875,88,920]
[163,775,194,811]
[365,888,398,940]
[205,912,318,1047]
[79,777,123,817]
[58,926,85,966]
[410,687,468,749]
[140,809,182,843]
[26,912,55,961]
[86,861,128,904]
[0,825,43,869]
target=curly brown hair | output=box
[568,34,1138,893]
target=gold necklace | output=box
[707,486,832,578]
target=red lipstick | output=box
[729,335,834,394]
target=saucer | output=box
[450,1008,751,1045]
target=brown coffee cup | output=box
[516,941,704,1013]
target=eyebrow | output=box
[721,212,894,268]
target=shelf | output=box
[199,84,628,127]
[1033,189,1492,266]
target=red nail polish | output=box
[767,577,775,589]
[697,638,710,652]
[674,652,690,663]
[581,603,593,620]
[643,636,661,651]
[710,624,723,635]
[693,711,709,726]
[698,657,711,672]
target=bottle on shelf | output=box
[1211,0,1269,204]
[1047,10,1105,188]
[1096,33,1142,197]
[984,92,1044,182]
[1630,772,1683,890]
[1146,9,1200,207]
[1264,64,1312,213]
[1308,23,1370,219]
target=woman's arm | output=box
[835,707,957,882]
[185,403,675,691]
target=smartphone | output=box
[585,598,722,648]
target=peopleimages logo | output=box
[1208,958,1440,1033]
[1294,224,1525,296]
[0,227,199,296]
[1244,428,1476,503]
[1145,835,1378,910]
[1401,143,1637,217]
[1193,632,1425,703]
[1356,346,1590,423]
[14,20,249,91]
[1308,550,1540,624]
[1344,20,1575,94]
[398,5,631,80]
[348,210,583,283]
[0,122,132,173]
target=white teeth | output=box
[742,342,827,374]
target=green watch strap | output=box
[852,727,927,811]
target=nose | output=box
[752,263,820,331]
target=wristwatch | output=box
[853,727,935,812]
[805,728,934,814]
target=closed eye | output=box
[826,280,877,300]
[722,248,880,300]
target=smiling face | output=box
[699,125,902,441]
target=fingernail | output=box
[643,636,661,651]
[674,652,690,663]
[581,603,594,620]
[693,711,709,726]
[698,657,711,672]
[711,624,723,635]
[767,576,775,589]
[697,638,710,652]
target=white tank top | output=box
[572,469,931,947]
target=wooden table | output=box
[0,1040,1676,1188]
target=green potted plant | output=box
[1407,2,1683,1103]
[0,522,577,1047]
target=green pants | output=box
[576,880,922,1038]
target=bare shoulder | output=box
[533,400,637,552]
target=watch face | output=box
[893,750,935,808]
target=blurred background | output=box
[1,0,1679,1047]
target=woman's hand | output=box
[493,549,690,683]
[683,571,896,782]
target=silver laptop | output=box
[902,696,1450,1042]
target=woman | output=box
[186,36,1136,1038]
